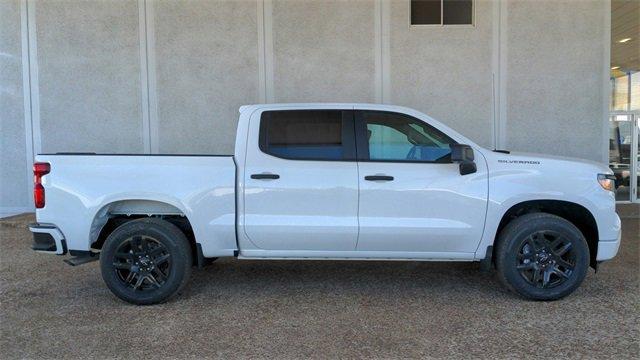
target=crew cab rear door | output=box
[242,107,359,251]
[354,110,488,255]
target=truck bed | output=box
[35,154,238,257]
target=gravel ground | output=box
[1,207,638,359]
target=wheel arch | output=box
[89,200,198,261]
[493,199,599,269]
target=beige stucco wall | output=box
[0,0,610,213]
[36,0,144,153]
[154,0,259,154]
[272,0,376,103]
[505,0,608,161]
[0,0,29,211]
[388,0,495,148]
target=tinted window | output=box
[411,0,473,25]
[410,0,441,25]
[260,110,349,160]
[443,0,473,25]
[361,111,455,162]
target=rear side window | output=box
[259,110,354,160]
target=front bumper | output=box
[29,223,67,255]
[596,213,622,261]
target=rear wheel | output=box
[100,218,192,305]
[495,213,589,301]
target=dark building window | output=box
[411,0,473,26]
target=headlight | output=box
[597,174,616,192]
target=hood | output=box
[482,150,612,175]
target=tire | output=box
[100,218,192,305]
[495,213,590,301]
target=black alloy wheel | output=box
[112,235,172,291]
[515,230,576,288]
[495,213,589,301]
[100,218,192,305]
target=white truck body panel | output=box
[476,150,621,260]
[34,155,237,257]
[354,105,489,256]
[32,103,621,264]
[355,160,488,255]
[242,105,359,252]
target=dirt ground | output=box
[1,206,638,359]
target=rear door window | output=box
[259,110,355,160]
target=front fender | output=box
[474,151,617,259]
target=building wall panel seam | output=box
[20,0,35,209]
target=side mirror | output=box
[450,144,477,175]
[451,144,474,162]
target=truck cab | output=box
[236,104,488,259]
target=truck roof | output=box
[238,103,484,150]
[239,103,417,114]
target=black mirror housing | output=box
[450,144,477,175]
[450,144,475,162]
[459,161,477,175]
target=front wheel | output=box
[100,218,192,305]
[495,213,590,301]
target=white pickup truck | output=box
[30,103,621,304]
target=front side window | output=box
[359,111,455,163]
[259,110,353,160]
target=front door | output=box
[243,108,359,251]
[355,110,488,255]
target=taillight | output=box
[33,162,50,209]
